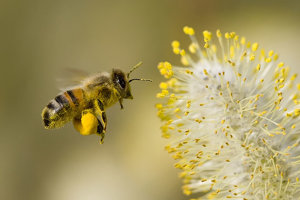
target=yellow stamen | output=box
[216,29,222,38]
[183,26,195,35]
[189,43,197,53]
[203,30,212,42]
[159,82,168,89]
[171,40,180,48]
[252,43,259,52]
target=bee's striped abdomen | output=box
[42,88,84,129]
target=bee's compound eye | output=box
[117,76,126,89]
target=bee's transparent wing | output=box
[57,68,90,91]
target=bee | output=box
[41,62,151,143]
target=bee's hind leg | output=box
[97,119,105,144]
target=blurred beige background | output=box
[0,0,299,200]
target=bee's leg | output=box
[94,99,107,144]
[73,109,98,135]
[97,119,106,144]
[119,99,124,109]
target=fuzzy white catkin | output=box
[156,27,300,200]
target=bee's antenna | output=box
[129,78,152,83]
[127,61,143,78]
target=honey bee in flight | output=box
[41,62,151,143]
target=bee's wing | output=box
[57,68,90,91]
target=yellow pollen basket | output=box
[73,112,98,136]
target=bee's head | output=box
[112,69,133,99]
[112,62,152,100]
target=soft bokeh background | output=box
[1,0,299,200]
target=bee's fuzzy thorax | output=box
[83,72,111,89]
[157,27,300,199]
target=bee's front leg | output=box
[94,99,107,144]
